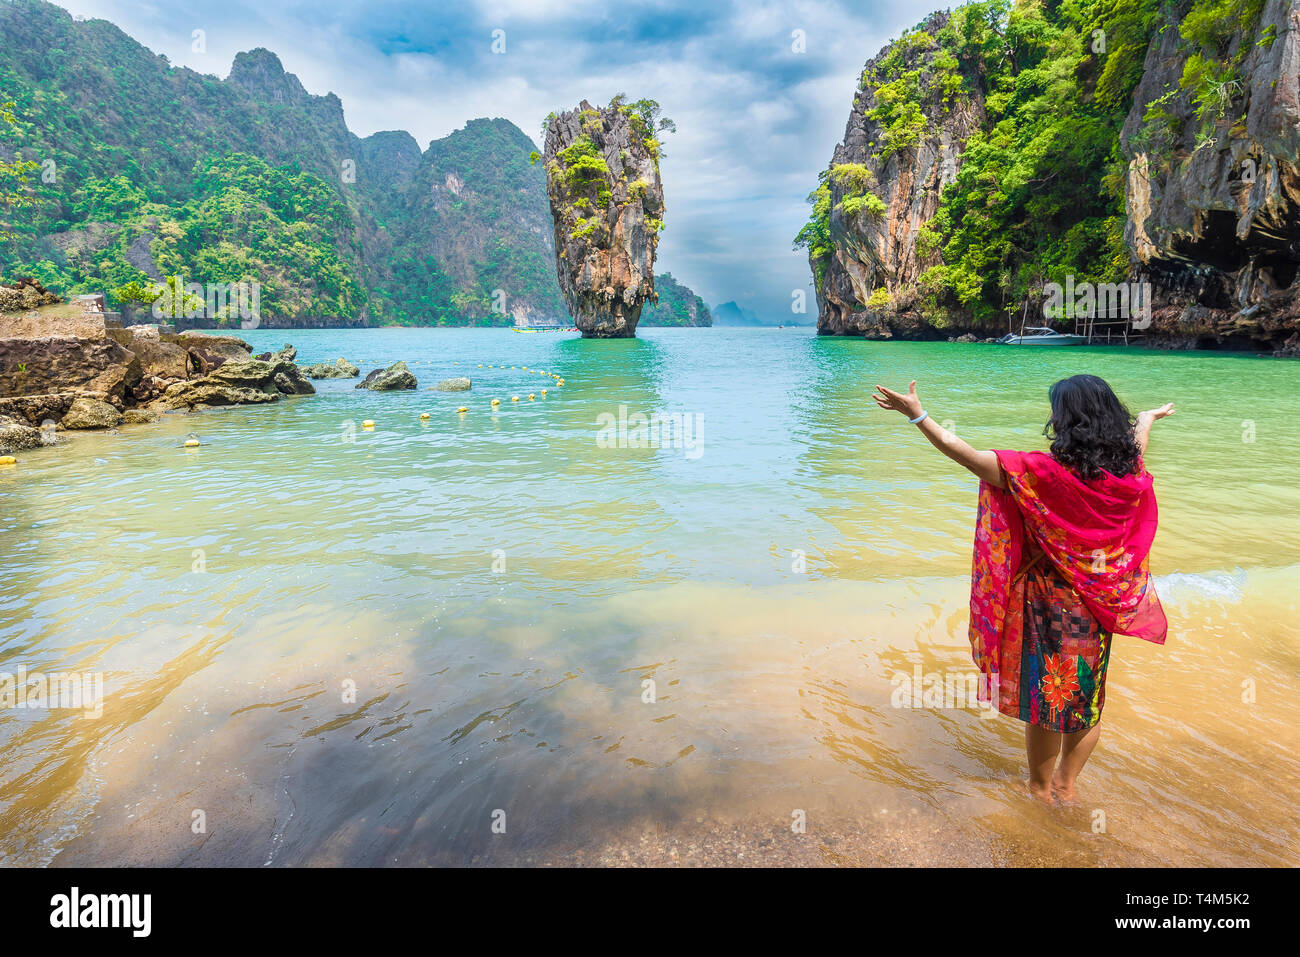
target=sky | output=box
[58,0,933,322]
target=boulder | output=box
[167,330,254,375]
[0,278,62,313]
[256,343,297,363]
[152,357,313,410]
[300,358,360,379]
[0,414,42,453]
[273,370,314,395]
[109,325,190,380]
[122,409,159,424]
[0,393,77,426]
[0,336,140,400]
[155,379,279,411]
[61,396,124,430]
[356,360,417,391]
[432,377,472,391]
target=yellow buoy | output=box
[491,399,501,406]
[528,394,535,400]
[0,455,17,466]
[541,389,547,396]
[419,412,431,420]
[511,396,519,402]
[362,420,375,428]
[457,406,468,413]
[184,439,200,448]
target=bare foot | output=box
[1025,780,1055,806]
[1050,775,1078,805]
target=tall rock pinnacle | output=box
[540,97,671,338]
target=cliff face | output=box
[542,99,664,338]
[1123,0,1300,351]
[807,0,1300,352]
[817,12,986,337]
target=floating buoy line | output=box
[338,359,568,424]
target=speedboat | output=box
[996,327,1088,346]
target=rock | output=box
[122,409,159,424]
[156,379,279,410]
[811,11,985,337]
[432,377,472,391]
[168,330,254,375]
[153,357,313,410]
[805,2,1300,351]
[108,325,190,381]
[256,343,297,363]
[61,396,124,430]
[0,414,42,453]
[954,333,979,343]
[0,278,62,313]
[1,310,109,339]
[0,336,141,400]
[355,360,417,391]
[273,370,314,395]
[542,97,665,337]
[300,358,360,378]
[1117,0,1300,350]
[0,393,77,426]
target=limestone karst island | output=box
[0,0,1297,911]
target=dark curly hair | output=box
[1044,374,1141,480]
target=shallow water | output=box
[2,328,1297,866]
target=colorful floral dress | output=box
[968,450,1166,731]
[1016,550,1112,731]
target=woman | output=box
[873,374,1174,804]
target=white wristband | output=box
[909,411,929,425]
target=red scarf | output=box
[969,450,1166,704]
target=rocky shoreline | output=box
[0,297,319,455]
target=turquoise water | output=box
[2,328,1298,865]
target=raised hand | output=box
[1140,402,1175,422]
[873,380,923,420]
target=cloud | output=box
[56,0,923,321]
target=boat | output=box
[996,326,1088,347]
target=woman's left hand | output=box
[874,380,923,420]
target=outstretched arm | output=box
[873,380,1005,489]
[1134,403,1175,455]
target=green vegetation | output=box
[1177,0,1265,150]
[640,272,712,326]
[800,0,1253,330]
[793,174,833,285]
[0,1,566,324]
[611,94,676,164]
[0,97,37,246]
[13,153,364,323]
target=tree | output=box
[0,98,39,251]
